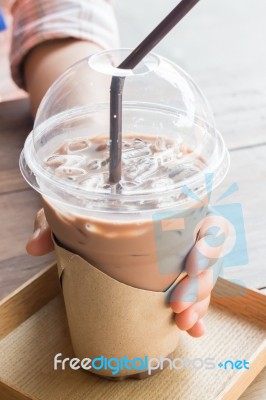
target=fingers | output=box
[186,319,205,338]
[174,295,210,332]
[170,260,222,314]
[171,211,228,338]
[26,209,54,256]
[186,213,229,277]
[185,236,223,277]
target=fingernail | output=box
[171,279,199,304]
[198,319,206,335]
[171,288,197,304]
[191,311,198,324]
[31,228,41,240]
[181,294,197,303]
[198,257,209,271]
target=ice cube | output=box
[151,136,166,152]
[122,138,146,150]
[155,148,176,165]
[168,163,200,182]
[67,138,91,152]
[80,174,105,190]
[45,154,85,169]
[55,166,87,177]
[123,147,152,160]
[122,138,152,160]
[139,159,158,180]
[123,160,138,180]
[124,158,158,182]
[95,142,108,152]
[63,155,86,167]
[119,180,141,192]
[45,155,68,167]
[150,177,175,190]
[88,157,109,169]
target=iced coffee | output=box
[43,134,207,291]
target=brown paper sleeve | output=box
[54,238,186,377]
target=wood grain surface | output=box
[0,99,55,299]
[0,262,60,340]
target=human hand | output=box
[170,214,228,338]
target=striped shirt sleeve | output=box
[10,0,119,89]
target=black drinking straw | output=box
[109,0,201,184]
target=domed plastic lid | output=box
[20,49,230,213]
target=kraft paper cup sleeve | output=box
[53,236,187,377]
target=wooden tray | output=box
[0,263,265,400]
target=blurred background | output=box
[0,0,26,100]
[1,0,266,148]
[114,0,266,289]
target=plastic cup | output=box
[20,49,230,378]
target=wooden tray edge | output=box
[0,378,37,400]
[217,342,266,400]
[211,277,266,327]
[0,263,60,340]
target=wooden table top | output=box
[0,99,54,300]
[0,0,265,397]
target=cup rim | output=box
[20,116,230,214]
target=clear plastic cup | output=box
[20,49,230,291]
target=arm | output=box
[24,39,102,116]
[10,0,119,115]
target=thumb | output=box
[26,209,54,256]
